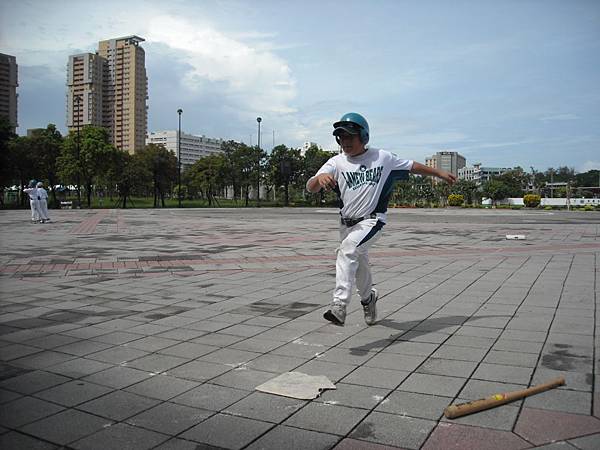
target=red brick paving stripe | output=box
[70,210,110,234]
[422,423,530,450]
[514,407,600,446]
[2,242,599,275]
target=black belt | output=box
[340,213,377,227]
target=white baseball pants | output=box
[333,218,384,306]
[29,199,41,221]
[39,199,50,220]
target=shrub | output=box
[583,204,595,211]
[523,194,541,208]
[544,205,552,210]
[447,194,464,207]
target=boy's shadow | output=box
[349,315,504,355]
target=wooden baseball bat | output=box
[444,376,565,419]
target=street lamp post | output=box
[74,95,82,208]
[177,108,183,208]
[256,117,262,206]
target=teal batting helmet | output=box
[333,112,369,144]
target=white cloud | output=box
[146,16,297,116]
[580,161,600,172]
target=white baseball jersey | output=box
[37,188,48,201]
[309,147,413,222]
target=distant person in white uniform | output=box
[23,180,41,224]
[36,181,50,223]
[306,112,456,326]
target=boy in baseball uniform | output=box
[306,113,456,326]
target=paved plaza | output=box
[0,207,599,449]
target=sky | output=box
[1,0,599,173]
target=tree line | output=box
[1,118,597,209]
[0,120,336,208]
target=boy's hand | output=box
[317,173,337,191]
[439,170,457,185]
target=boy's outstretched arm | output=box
[411,162,457,184]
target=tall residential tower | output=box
[66,36,148,153]
[0,53,18,133]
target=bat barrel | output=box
[444,376,565,419]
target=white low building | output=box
[146,130,224,169]
[459,163,513,185]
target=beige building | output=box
[425,151,466,177]
[0,53,18,133]
[67,36,148,153]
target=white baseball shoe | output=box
[323,302,346,326]
[361,289,379,325]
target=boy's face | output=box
[338,132,365,157]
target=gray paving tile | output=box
[126,354,189,373]
[483,349,539,367]
[19,409,111,446]
[364,353,427,371]
[375,391,450,420]
[180,413,273,449]
[524,388,591,415]
[127,401,213,435]
[87,346,150,364]
[245,425,339,450]
[82,366,152,389]
[210,368,277,391]
[70,422,169,450]
[0,431,59,450]
[169,361,231,382]
[124,374,199,400]
[472,362,534,384]
[171,383,250,411]
[350,410,436,448]
[0,396,64,428]
[398,373,466,397]
[284,402,369,435]
[342,366,410,389]
[77,390,161,421]
[430,344,488,362]
[0,387,21,404]
[568,432,600,449]
[45,357,112,378]
[0,370,70,395]
[224,391,306,423]
[33,380,113,406]
[158,342,219,359]
[316,383,391,410]
[416,357,478,378]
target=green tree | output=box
[29,124,63,208]
[451,179,479,205]
[494,167,528,197]
[7,136,37,206]
[302,145,336,205]
[135,143,178,207]
[267,145,302,206]
[481,179,511,206]
[58,126,116,207]
[0,118,18,206]
[185,154,226,206]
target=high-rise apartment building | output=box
[66,53,104,131]
[0,53,18,133]
[425,151,466,177]
[66,36,148,153]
